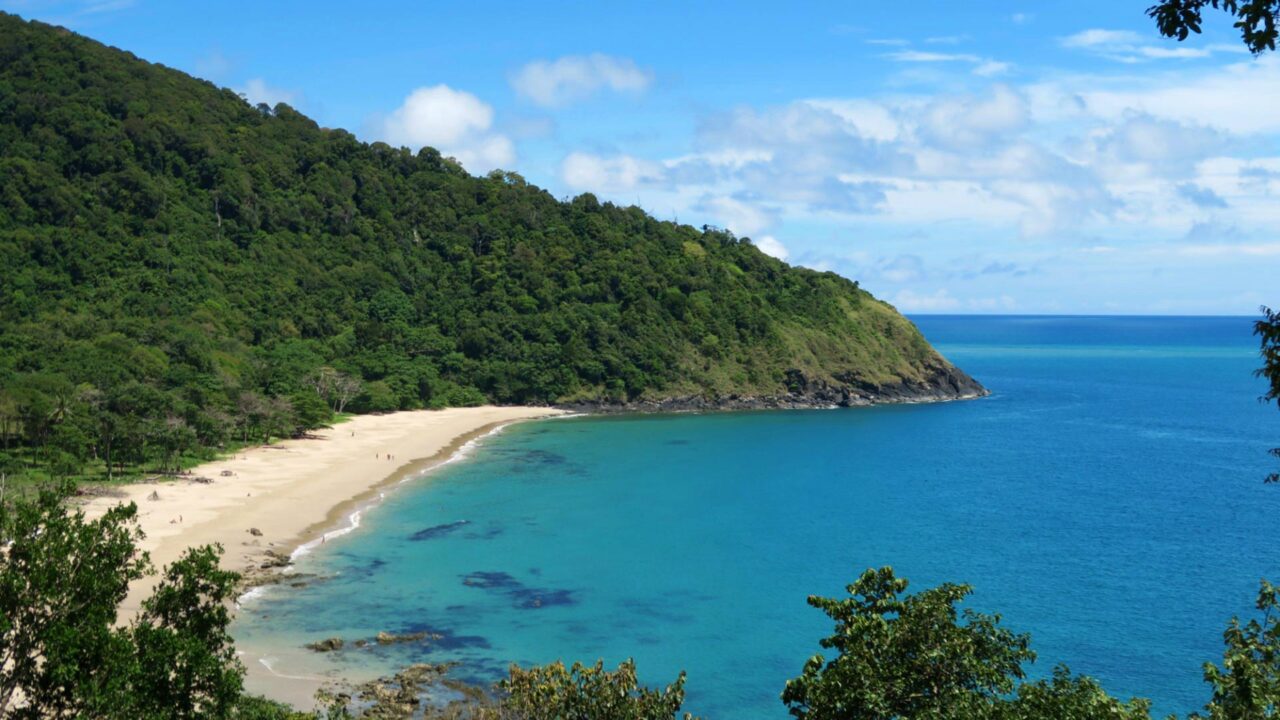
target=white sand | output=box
[78,406,565,708]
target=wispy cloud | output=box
[6,0,135,25]
[884,49,1011,77]
[560,152,663,192]
[1061,28,1247,62]
[237,78,298,108]
[510,54,652,108]
[194,48,232,81]
[79,0,132,13]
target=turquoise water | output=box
[235,316,1279,718]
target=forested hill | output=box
[0,12,982,462]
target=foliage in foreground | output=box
[489,660,695,720]
[781,567,1152,720]
[1149,0,1280,53]
[1256,307,1280,483]
[0,483,282,719]
[10,483,1280,719]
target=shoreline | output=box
[77,406,566,708]
[76,396,986,710]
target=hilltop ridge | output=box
[0,11,983,439]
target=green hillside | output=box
[0,13,981,479]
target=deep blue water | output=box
[235,316,1278,718]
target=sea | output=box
[232,315,1279,718]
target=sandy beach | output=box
[78,405,565,707]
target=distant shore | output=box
[78,405,565,708]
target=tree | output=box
[490,659,696,720]
[289,391,332,432]
[1149,0,1280,53]
[1186,581,1280,719]
[357,381,399,414]
[0,486,148,716]
[781,567,1148,720]
[331,373,363,415]
[304,367,338,404]
[262,396,298,442]
[0,390,17,451]
[153,415,197,474]
[1001,668,1152,720]
[0,484,254,718]
[236,392,269,444]
[129,545,243,718]
[1256,307,1280,483]
[782,567,1033,719]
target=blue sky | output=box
[6,0,1278,314]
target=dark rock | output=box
[557,360,988,413]
[375,630,431,645]
[259,550,291,569]
[511,588,575,609]
[408,520,471,541]
[461,571,519,589]
[306,637,344,652]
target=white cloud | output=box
[561,152,663,191]
[885,49,1012,77]
[754,235,789,260]
[382,85,492,146]
[804,99,901,141]
[379,85,514,172]
[1060,27,1244,62]
[194,49,232,81]
[918,85,1028,149]
[79,0,133,12]
[1178,242,1280,256]
[1062,29,1144,49]
[879,254,926,283]
[887,50,983,63]
[451,135,516,173]
[238,78,298,108]
[1071,56,1280,134]
[547,46,1280,312]
[892,288,1016,312]
[511,54,652,107]
[975,61,1012,77]
[892,288,961,312]
[699,195,775,237]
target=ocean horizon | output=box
[235,314,1278,718]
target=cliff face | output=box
[561,361,988,413]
